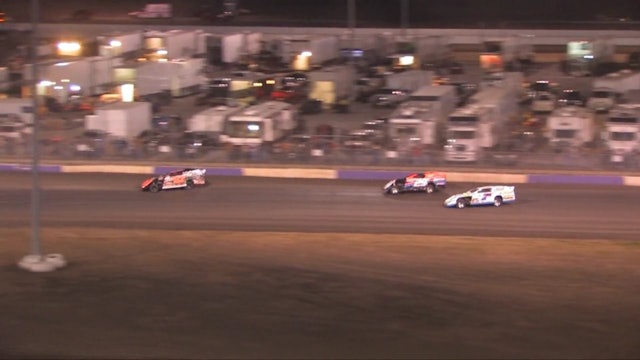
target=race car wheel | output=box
[149,182,160,193]
[185,179,194,190]
[390,186,400,195]
[426,183,435,194]
[493,196,503,207]
[456,198,467,209]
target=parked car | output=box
[531,91,556,113]
[369,88,409,108]
[141,168,207,193]
[176,131,218,157]
[444,185,516,208]
[557,89,586,107]
[152,114,185,132]
[383,172,447,195]
[74,129,109,157]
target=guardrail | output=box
[2,161,639,187]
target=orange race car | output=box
[141,168,206,193]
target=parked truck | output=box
[387,101,440,147]
[85,102,151,139]
[545,106,595,149]
[444,86,518,162]
[602,104,640,163]
[387,85,459,146]
[219,101,298,145]
[308,65,356,109]
[587,70,640,112]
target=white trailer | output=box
[308,65,356,107]
[129,3,172,18]
[275,35,339,70]
[0,67,9,92]
[565,38,615,76]
[97,31,144,57]
[393,35,452,68]
[480,35,534,72]
[86,102,151,139]
[444,86,518,162]
[135,58,205,97]
[187,105,246,133]
[545,106,595,148]
[0,98,34,125]
[24,56,123,98]
[409,85,458,122]
[384,70,434,93]
[587,70,640,112]
[220,101,297,145]
[144,30,199,60]
[603,104,640,163]
[388,101,440,146]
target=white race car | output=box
[444,185,516,208]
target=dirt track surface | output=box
[1,173,640,240]
[1,228,639,359]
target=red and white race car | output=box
[141,168,206,193]
[383,172,447,195]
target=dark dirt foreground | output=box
[1,228,639,359]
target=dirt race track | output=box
[1,228,640,359]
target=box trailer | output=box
[143,30,199,60]
[384,70,434,93]
[97,31,144,58]
[86,101,151,139]
[0,98,34,125]
[187,104,246,133]
[308,65,356,107]
[135,58,205,98]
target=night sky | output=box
[3,0,640,25]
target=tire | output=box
[456,198,467,209]
[426,183,435,194]
[493,196,503,207]
[149,183,160,193]
[390,186,400,195]
[185,179,194,190]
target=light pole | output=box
[347,0,356,51]
[401,0,409,36]
[18,0,67,272]
[30,0,41,258]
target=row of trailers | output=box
[5,28,456,107]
